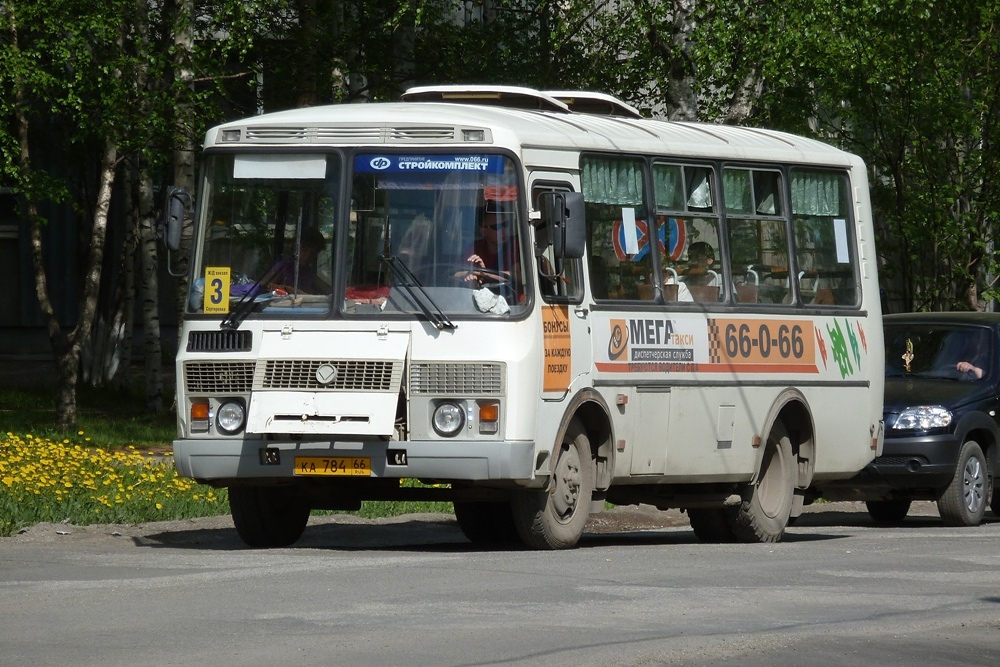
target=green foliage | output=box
[691,0,1000,312]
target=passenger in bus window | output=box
[662,241,720,302]
[681,241,719,287]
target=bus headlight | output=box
[432,402,465,437]
[893,405,952,430]
[217,399,247,435]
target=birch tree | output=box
[0,2,138,429]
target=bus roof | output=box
[206,89,856,167]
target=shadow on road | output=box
[134,504,999,552]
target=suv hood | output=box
[883,376,991,413]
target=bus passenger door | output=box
[533,179,591,399]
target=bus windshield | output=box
[190,153,340,317]
[189,151,528,321]
[345,153,527,318]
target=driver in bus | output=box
[462,188,522,300]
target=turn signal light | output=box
[479,403,499,434]
[191,400,210,433]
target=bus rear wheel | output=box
[229,485,310,548]
[512,420,594,550]
[453,501,519,545]
[728,420,795,543]
[688,508,736,543]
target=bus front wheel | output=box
[728,420,795,543]
[453,501,519,545]
[512,420,594,550]
[229,485,310,548]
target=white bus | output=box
[165,85,884,549]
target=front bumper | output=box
[817,432,960,501]
[172,437,538,485]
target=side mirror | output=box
[162,187,189,252]
[537,191,585,259]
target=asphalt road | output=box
[1,503,999,667]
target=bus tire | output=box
[229,485,310,548]
[511,420,593,550]
[688,508,736,543]
[937,440,988,526]
[728,420,795,543]
[865,499,911,525]
[454,501,519,545]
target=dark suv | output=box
[818,312,999,526]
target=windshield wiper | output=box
[380,255,455,330]
[220,262,283,330]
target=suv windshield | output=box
[884,323,993,381]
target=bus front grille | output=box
[186,330,252,352]
[184,361,256,393]
[409,362,505,396]
[259,359,402,392]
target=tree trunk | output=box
[171,0,196,318]
[138,162,164,412]
[296,0,319,107]
[114,175,137,392]
[54,137,120,431]
[11,15,81,432]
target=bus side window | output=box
[791,169,857,307]
[580,156,652,301]
[532,184,584,303]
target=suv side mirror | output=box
[537,191,585,259]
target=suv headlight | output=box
[893,405,952,430]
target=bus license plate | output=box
[294,456,371,477]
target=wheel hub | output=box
[551,445,582,520]
[963,456,985,512]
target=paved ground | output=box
[3,499,949,550]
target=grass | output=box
[0,385,176,450]
[0,430,227,537]
[0,386,451,537]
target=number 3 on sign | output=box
[204,267,231,314]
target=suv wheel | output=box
[937,440,987,526]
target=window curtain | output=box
[791,171,842,216]
[582,157,645,205]
[652,164,683,211]
[723,169,752,214]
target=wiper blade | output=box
[220,262,282,330]
[380,255,455,330]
